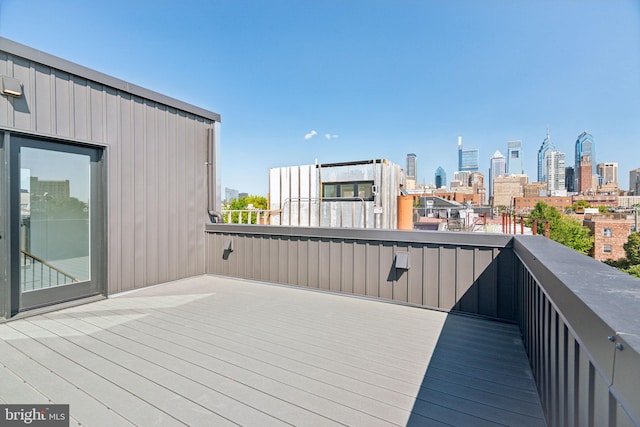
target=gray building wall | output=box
[0,37,220,295]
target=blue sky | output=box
[1,0,638,196]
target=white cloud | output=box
[324,134,339,140]
[304,130,318,140]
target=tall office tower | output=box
[575,131,596,187]
[507,140,524,175]
[489,150,506,197]
[458,136,463,171]
[435,166,447,188]
[406,153,417,180]
[630,168,640,195]
[597,162,618,184]
[457,136,479,172]
[578,155,593,193]
[545,150,566,193]
[537,129,555,183]
[565,167,575,193]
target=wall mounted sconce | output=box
[1,75,23,97]
[394,252,409,270]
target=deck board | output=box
[0,275,547,426]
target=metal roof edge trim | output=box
[0,37,221,122]
[204,224,514,248]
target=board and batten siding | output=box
[0,40,219,294]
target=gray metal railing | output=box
[20,249,79,290]
[204,224,640,426]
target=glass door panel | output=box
[20,147,91,291]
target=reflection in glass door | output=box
[20,148,91,290]
[11,136,103,313]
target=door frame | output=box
[2,131,106,317]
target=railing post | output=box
[520,216,524,234]
[544,221,550,238]
[533,219,537,235]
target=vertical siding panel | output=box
[185,115,197,276]
[423,245,439,307]
[365,242,379,298]
[394,245,409,304]
[287,237,298,285]
[0,53,7,125]
[278,237,288,283]
[329,240,341,292]
[145,101,159,286]
[318,239,330,290]
[34,64,52,133]
[133,97,146,288]
[456,247,476,313]
[353,241,366,295]
[12,57,31,129]
[341,241,354,294]
[166,108,179,280]
[440,246,456,309]
[54,70,71,137]
[105,87,121,293]
[156,105,169,283]
[89,82,104,143]
[119,94,135,291]
[407,245,423,305]
[308,238,319,289]
[176,111,187,278]
[477,248,497,317]
[298,237,309,286]
[269,236,278,283]
[72,75,88,140]
[379,242,394,301]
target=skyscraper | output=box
[435,166,447,188]
[545,150,566,194]
[489,150,506,198]
[629,168,640,195]
[575,131,596,185]
[565,167,575,193]
[507,140,524,175]
[406,153,417,180]
[537,129,555,183]
[457,136,479,172]
[578,156,593,193]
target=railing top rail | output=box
[20,249,80,282]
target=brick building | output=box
[493,175,528,208]
[514,196,572,213]
[583,213,636,261]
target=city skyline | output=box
[0,1,637,196]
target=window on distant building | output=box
[603,245,612,254]
[603,228,612,237]
[322,181,375,201]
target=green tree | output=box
[623,232,640,265]
[625,264,640,279]
[571,199,590,211]
[528,202,594,254]
[225,195,268,224]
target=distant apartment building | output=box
[493,174,528,208]
[514,196,572,213]
[597,162,618,185]
[434,166,447,189]
[268,159,404,229]
[489,150,506,199]
[572,194,618,209]
[583,213,636,261]
[507,140,524,175]
[619,196,640,208]
[523,182,547,198]
[545,150,566,195]
[630,168,640,195]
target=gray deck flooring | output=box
[0,275,546,426]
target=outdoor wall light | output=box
[1,75,22,97]
[223,238,234,252]
[394,252,410,270]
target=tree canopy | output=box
[224,195,268,224]
[528,202,593,254]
